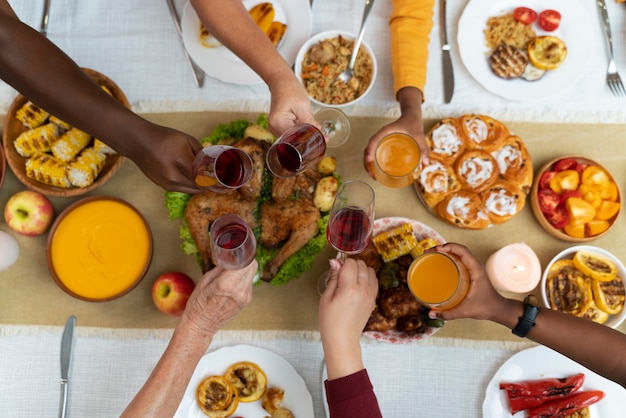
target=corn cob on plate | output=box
[2,68,128,197]
[362,216,448,344]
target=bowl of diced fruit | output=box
[531,156,621,242]
[2,68,127,197]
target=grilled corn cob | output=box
[51,128,92,162]
[48,115,72,131]
[410,237,440,259]
[93,138,116,154]
[372,223,418,263]
[68,147,106,187]
[14,123,59,157]
[25,152,71,188]
[15,101,49,129]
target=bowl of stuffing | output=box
[294,30,377,108]
[2,68,127,197]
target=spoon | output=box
[336,0,375,84]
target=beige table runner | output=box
[1,112,625,340]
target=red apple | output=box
[4,190,54,236]
[151,271,196,316]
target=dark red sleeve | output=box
[324,369,383,418]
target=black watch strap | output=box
[512,295,539,338]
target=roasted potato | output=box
[313,175,338,212]
[244,124,275,142]
[317,155,337,175]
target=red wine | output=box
[266,124,326,177]
[327,207,372,254]
[215,148,249,187]
[275,143,302,174]
[215,223,248,249]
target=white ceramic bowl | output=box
[294,30,377,108]
[540,245,626,329]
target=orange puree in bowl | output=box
[49,198,152,300]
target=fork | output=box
[597,0,625,97]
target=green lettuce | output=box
[164,113,328,286]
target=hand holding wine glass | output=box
[266,123,326,178]
[193,145,253,192]
[209,214,257,270]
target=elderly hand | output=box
[429,243,507,322]
[267,74,320,136]
[183,261,258,336]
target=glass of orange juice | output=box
[373,132,422,188]
[407,252,469,310]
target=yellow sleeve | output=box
[389,0,435,97]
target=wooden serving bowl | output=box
[530,156,621,242]
[2,68,127,197]
[0,141,5,191]
[46,196,153,302]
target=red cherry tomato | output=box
[575,163,590,177]
[539,10,561,31]
[546,205,570,229]
[553,157,577,172]
[559,189,582,205]
[513,7,538,25]
[538,188,560,214]
[539,171,557,190]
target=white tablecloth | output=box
[3,0,626,123]
[0,326,536,418]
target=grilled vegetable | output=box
[499,373,585,414]
[68,148,106,187]
[591,277,625,315]
[51,128,92,162]
[93,138,116,154]
[25,152,71,188]
[15,101,49,129]
[14,123,59,157]
[526,390,604,418]
[372,223,418,263]
[48,115,72,131]
[249,2,275,34]
[266,21,287,47]
[409,237,439,258]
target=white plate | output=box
[174,344,314,417]
[181,0,312,85]
[483,345,626,417]
[362,216,446,344]
[457,0,592,101]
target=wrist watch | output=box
[512,295,539,338]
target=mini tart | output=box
[481,181,526,224]
[454,149,499,193]
[459,114,509,152]
[436,190,491,229]
[490,135,533,194]
[415,159,461,208]
[224,361,268,403]
[425,118,467,165]
[196,375,239,417]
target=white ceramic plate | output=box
[362,216,447,344]
[540,245,626,329]
[174,344,314,417]
[181,0,312,85]
[457,0,592,101]
[483,345,626,417]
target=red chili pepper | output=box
[499,373,585,414]
[526,390,605,417]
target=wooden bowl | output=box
[47,196,153,302]
[531,156,621,242]
[2,68,127,197]
[0,141,5,191]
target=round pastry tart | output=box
[416,114,532,229]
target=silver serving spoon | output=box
[336,0,375,83]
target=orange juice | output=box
[408,252,469,310]
[374,133,421,188]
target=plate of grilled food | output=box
[457,0,591,101]
[483,346,625,417]
[355,217,447,344]
[181,0,312,85]
[174,344,313,418]
[165,114,336,286]
[414,114,532,229]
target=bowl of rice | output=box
[294,30,377,108]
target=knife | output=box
[440,0,454,103]
[59,315,76,418]
[165,0,205,88]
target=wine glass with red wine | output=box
[209,214,257,270]
[319,180,375,294]
[193,145,253,192]
[266,123,327,178]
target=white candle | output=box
[485,243,541,293]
